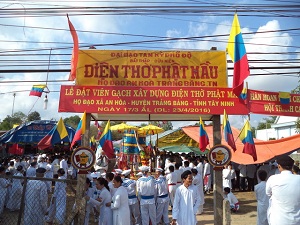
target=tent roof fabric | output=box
[0,120,75,144]
[181,126,300,165]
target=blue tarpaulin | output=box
[0,120,75,144]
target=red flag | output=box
[67,14,79,81]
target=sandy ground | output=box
[196,191,257,225]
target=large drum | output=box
[123,130,139,154]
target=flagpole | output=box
[246,82,250,120]
[235,118,247,142]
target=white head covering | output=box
[136,172,143,177]
[114,169,123,174]
[155,168,163,172]
[139,166,149,172]
[121,169,131,176]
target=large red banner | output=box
[59,86,249,115]
[249,90,300,116]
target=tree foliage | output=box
[256,116,277,130]
[0,111,26,130]
[63,115,81,129]
[27,111,41,121]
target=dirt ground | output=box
[196,191,257,225]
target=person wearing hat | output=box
[136,166,156,225]
[7,165,24,211]
[266,155,300,225]
[136,172,143,178]
[114,169,123,176]
[155,168,169,225]
[23,167,48,225]
[122,169,141,225]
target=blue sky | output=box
[0,0,299,130]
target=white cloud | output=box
[0,2,298,131]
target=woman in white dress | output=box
[7,165,23,211]
[86,177,113,225]
[107,175,130,225]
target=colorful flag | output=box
[90,136,96,150]
[279,92,290,104]
[239,120,257,161]
[227,13,250,97]
[199,117,209,152]
[29,85,46,97]
[67,14,79,81]
[240,87,247,100]
[222,110,237,151]
[95,121,102,140]
[99,120,115,159]
[38,118,69,150]
[70,111,86,148]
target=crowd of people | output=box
[0,152,299,225]
[0,153,71,225]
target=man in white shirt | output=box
[255,170,269,225]
[136,166,156,225]
[266,155,300,225]
[238,164,247,191]
[60,155,68,178]
[203,158,211,194]
[26,162,37,177]
[171,170,201,225]
[166,165,177,208]
[196,158,203,178]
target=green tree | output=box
[63,115,81,129]
[100,121,124,140]
[295,118,300,133]
[27,111,41,121]
[0,111,26,130]
[256,116,277,130]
